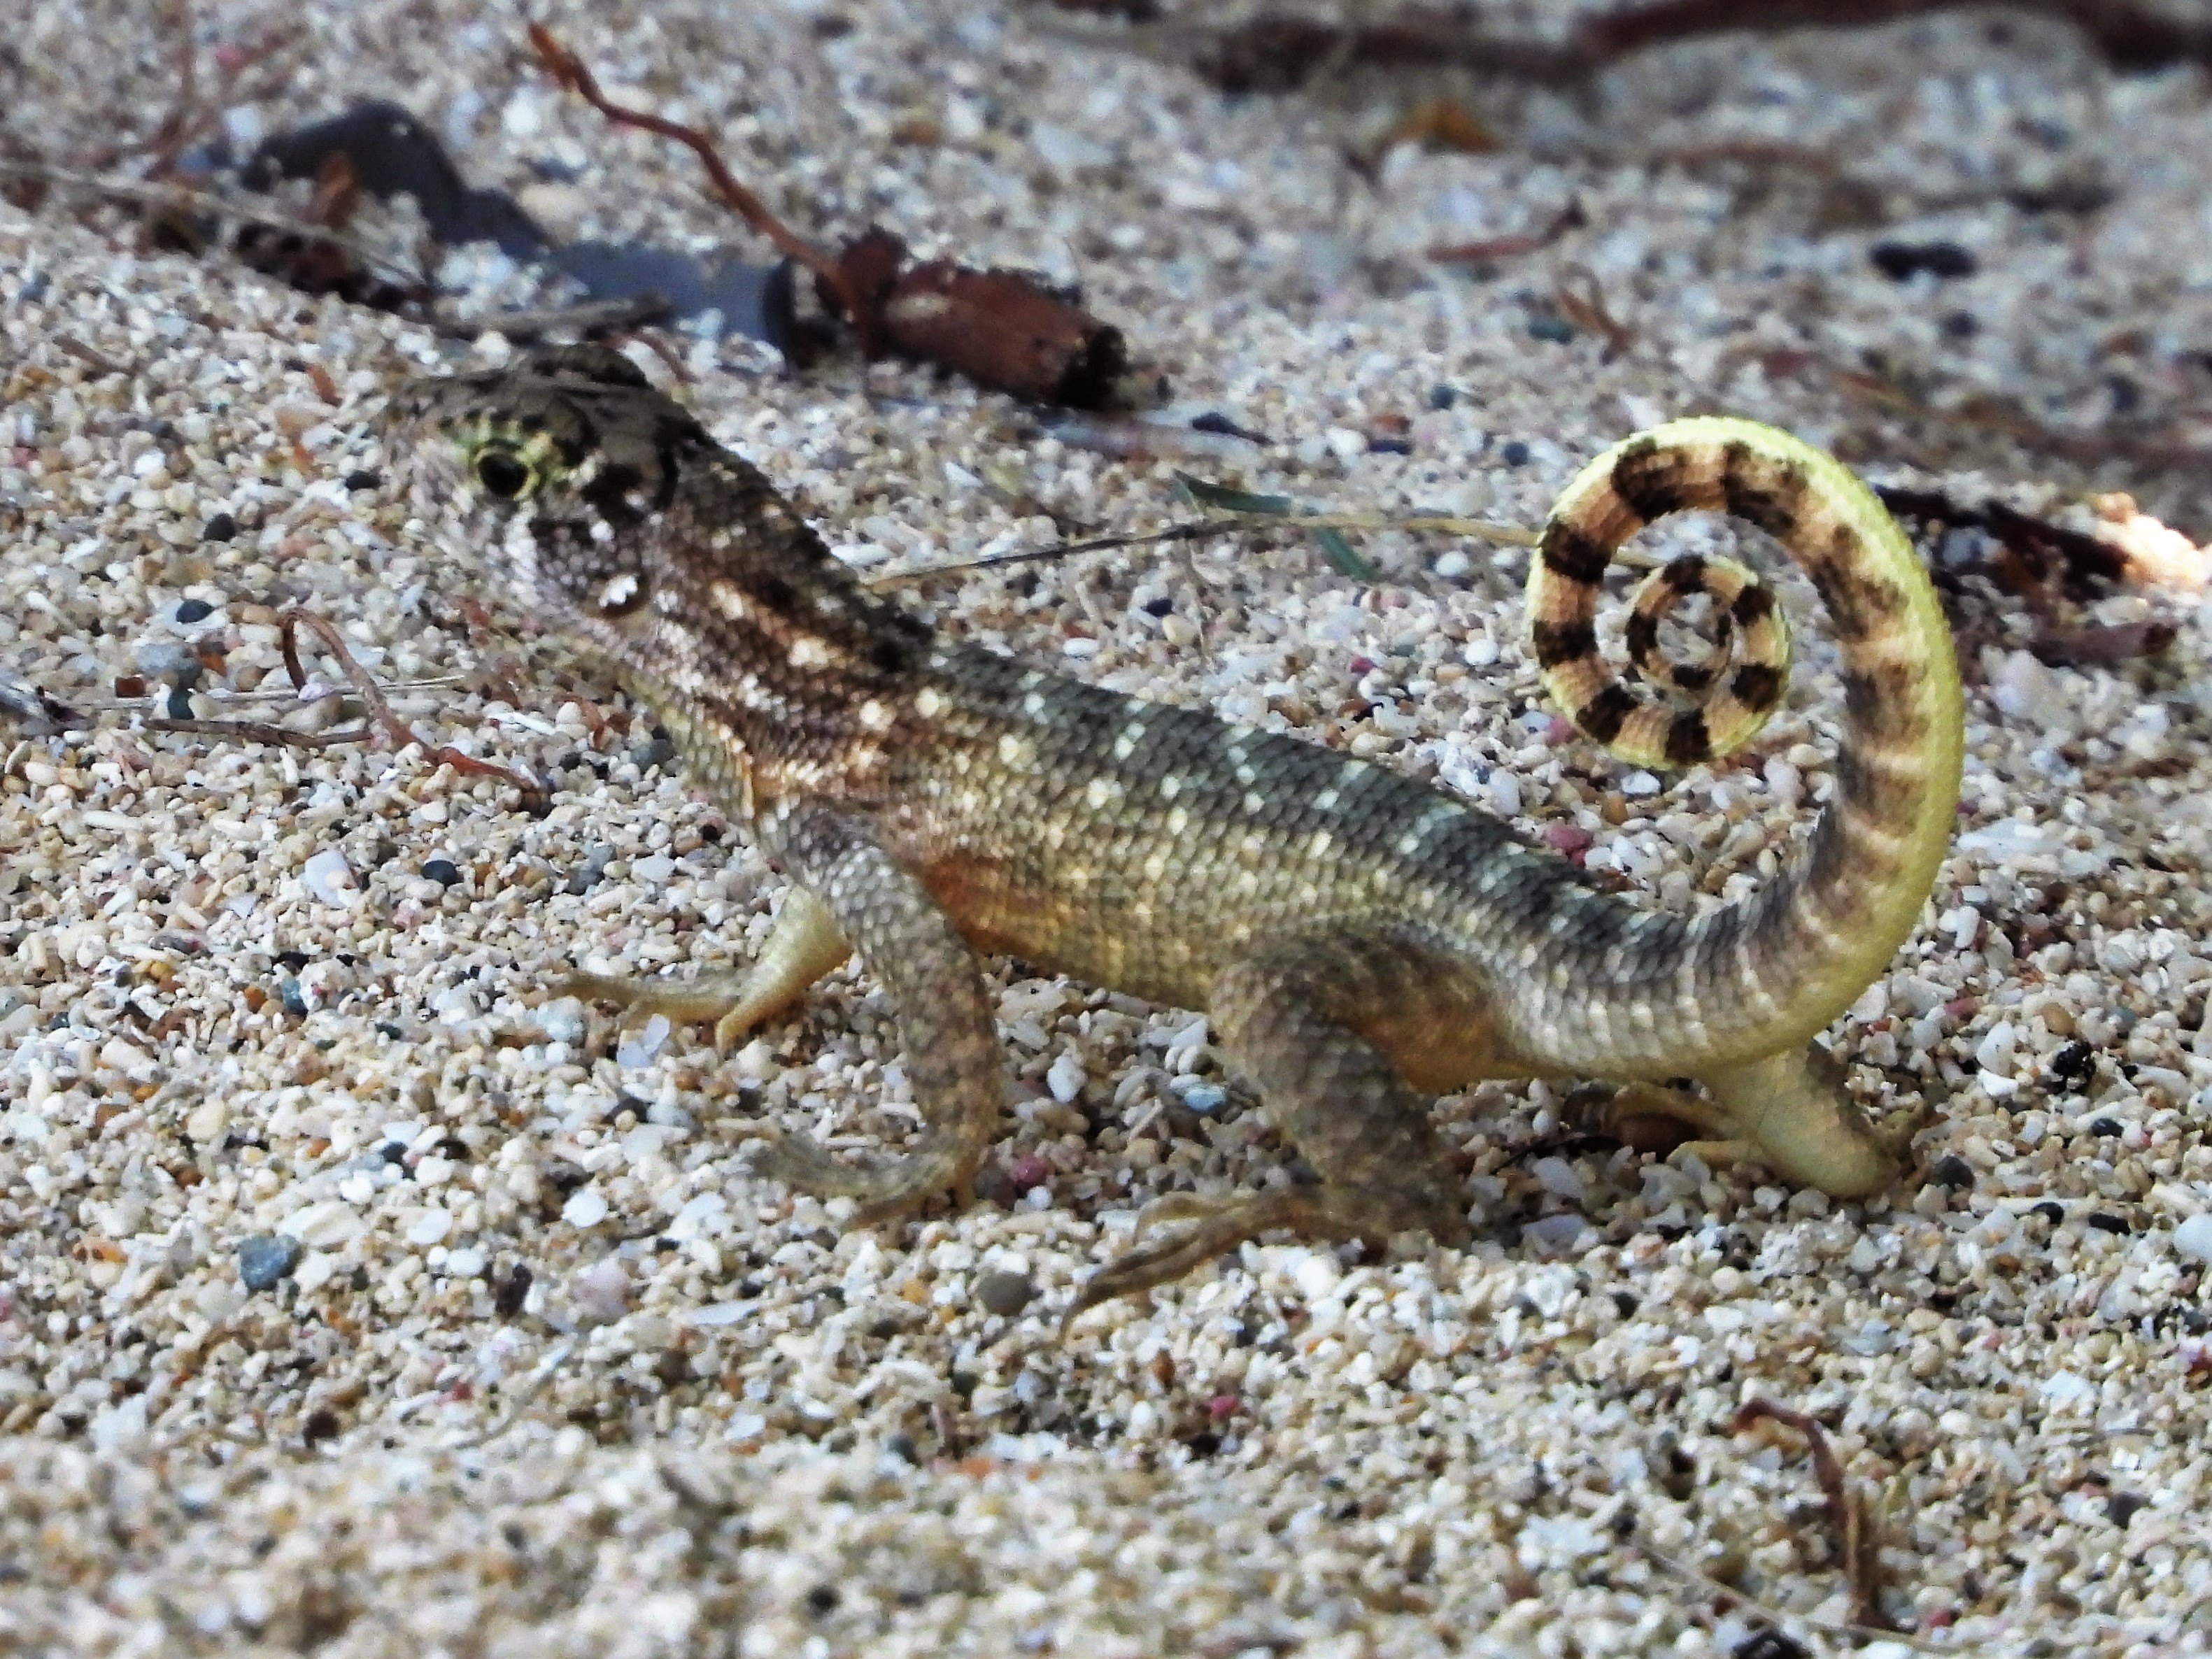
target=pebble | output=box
[301,848,360,908]
[420,857,462,887]
[561,1186,611,1229]
[236,1234,303,1292]
[973,1271,1035,1317]
[1044,1051,1086,1104]
[616,1015,672,1069]
[2172,1214,2212,1266]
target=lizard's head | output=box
[397,345,707,632]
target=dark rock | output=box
[973,1270,1035,1318]
[1870,241,1976,280]
[239,1233,304,1291]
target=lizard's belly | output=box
[912,846,1229,1009]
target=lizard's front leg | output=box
[1067,929,1476,1323]
[739,803,1007,1220]
[564,887,853,1051]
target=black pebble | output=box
[2032,1201,2065,1224]
[2087,1118,2122,1137]
[2048,1040,2094,1083]
[1941,311,1980,339]
[201,512,238,543]
[302,1408,341,1445]
[1426,384,1459,410]
[1499,439,1531,467]
[1930,1154,1976,1189]
[238,1234,304,1291]
[175,597,215,624]
[380,1141,410,1165]
[343,469,382,490]
[1140,595,1175,618]
[165,685,194,720]
[494,1263,533,1317]
[421,857,462,887]
[2106,1491,2149,1529]
[1526,313,1575,344]
[973,1270,1035,1318]
[2087,1213,2132,1234]
[1367,436,1413,455]
[277,978,308,1017]
[1869,241,1977,281]
[804,1585,839,1616]
[1731,1630,1811,1659]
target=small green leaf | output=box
[1171,471,1295,516]
[1310,526,1379,583]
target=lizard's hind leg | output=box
[1067,930,1480,1324]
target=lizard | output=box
[397,345,1964,1320]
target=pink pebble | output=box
[1347,656,1375,676]
[1943,997,1978,1020]
[1207,1393,1240,1421]
[1010,1153,1051,1190]
[1542,823,1594,859]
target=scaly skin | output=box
[397,349,1962,1319]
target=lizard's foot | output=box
[1597,1081,1734,1158]
[1062,1183,1465,1332]
[1598,1050,1914,1199]
[562,888,853,1053]
[746,1127,979,1221]
[562,967,781,1053]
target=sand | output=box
[3,2,2211,1654]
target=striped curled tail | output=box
[1527,417,1964,1065]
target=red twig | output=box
[1734,1399,1894,1631]
[279,610,543,797]
[526,24,867,338]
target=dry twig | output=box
[277,611,543,797]
[1734,1399,1894,1632]
[526,23,866,330]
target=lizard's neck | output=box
[607,449,939,807]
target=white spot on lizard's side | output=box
[916,688,947,719]
[998,734,1034,768]
[786,635,835,669]
[1111,721,1147,761]
[858,699,895,732]
[709,583,751,622]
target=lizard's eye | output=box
[472,448,535,500]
